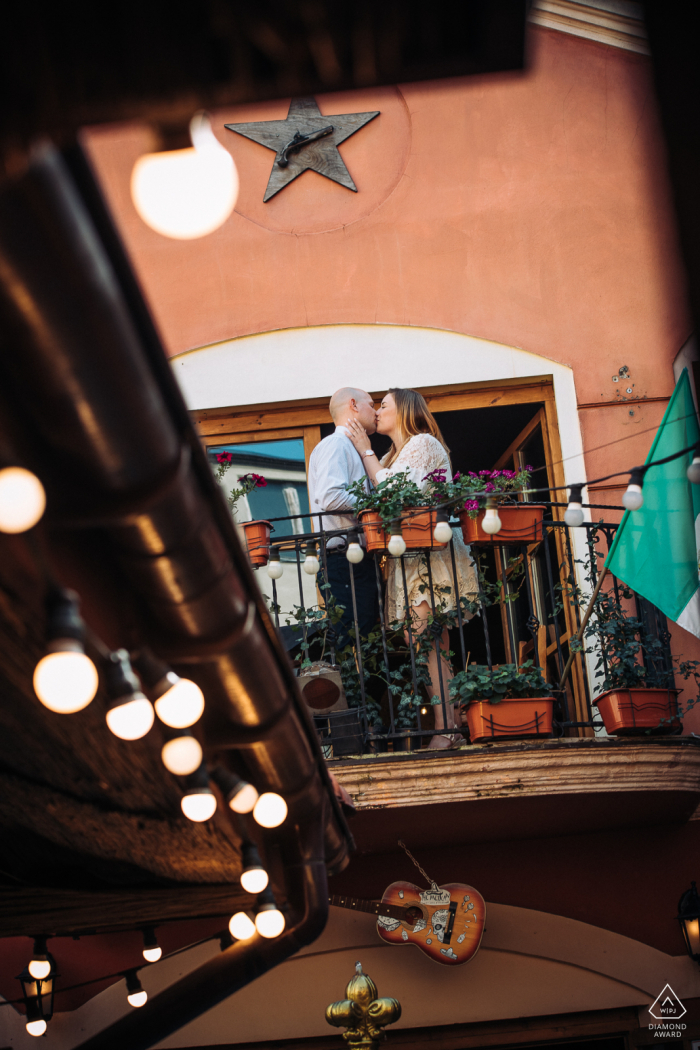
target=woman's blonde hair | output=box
[382,388,450,468]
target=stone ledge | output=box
[332,738,700,811]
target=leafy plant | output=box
[432,466,533,519]
[449,660,552,707]
[346,471,432,530]
[213,451,267,514]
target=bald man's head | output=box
[329,387,377,434]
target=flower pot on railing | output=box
[359,510,388,551]
[465,696,554,743]
[459,503,546,545]
[400,507,448,550]
[242,520,271,567]
[594,687,681,735]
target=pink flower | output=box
[485,482,495,492]
[453,472,461,481]
[216,451,233,464]
[525,464,533,472]
[238,472,267,488]
[464,499,479,510]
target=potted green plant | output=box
[346,471,443,551]
[585,585,689,735]
[214,453,270,566]
[449,660,554,743]
[437,466,544,544]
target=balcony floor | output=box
[331,737,700,848]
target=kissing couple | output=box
[308,386,478,750]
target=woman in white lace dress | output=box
[346,388,478,749]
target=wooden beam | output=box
[0,884,253,937]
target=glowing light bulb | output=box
[481,507,502,535]
[564,502,584,527]
[253,792,288,828]
[255,907,285,939]
[433,519,452,544]
[128,989,148,1008]
[142,928,161,963]
[154,675,204,728]
[161,734,203,775]
[346,542,364,564]
[28,959,51,980]
[387,530,406,557]
[106,697,155,740]
[229,911,256,940]
[267,554,284,579]
[228,781,258,814]
[26,1019,47,1037]
[181,789,217,822]
[131,113,238,239]
[33,643,99,713]
[241,866,269,894]
[622,484,643,511]
[688,456,700,484]
[142,946,161,963]
[0,466,46,533]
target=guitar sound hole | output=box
[404,907,422,925]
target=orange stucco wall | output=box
[86,26,690,410]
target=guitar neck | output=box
[329,894,406,922]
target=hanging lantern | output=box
[677,881,700,964]
[17,959,55,1037]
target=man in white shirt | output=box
[308,387,379,647]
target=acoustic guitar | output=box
[329,880,486,966]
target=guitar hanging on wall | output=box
[329,880,486,966]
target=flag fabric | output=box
[605,368,700,637]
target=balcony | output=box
[247,509,700,840]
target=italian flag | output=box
[606,368,700,638]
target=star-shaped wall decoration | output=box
[225,97,379,202]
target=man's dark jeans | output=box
[325,550,379,653]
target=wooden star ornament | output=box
[225,97,379,201]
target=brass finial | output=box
[326,961,401,1047]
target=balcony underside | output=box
[332,737,700,849]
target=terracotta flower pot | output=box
[242,520,271,566]
[594,687,681,735]
[459,504,546,545]
[359,510,388,551]
[400,507,448,549]
[465,696,554,743]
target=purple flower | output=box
[453,472,461,482]
[525,464,533,472]
[469,472,478,478]
[464,499,479,510]
[423,468,447,483]
[485,482,495,492]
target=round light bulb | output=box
[241,867,269,894]
[229,911,256,940]
[33,645,99,713]
[564,502,584,527]
[253,792,288,828]
[255,908,286,939]
[142,946,162,963]
[162,735,203,775]
[0,466,46,533]
[387,532,406,557]
[622,484,644,511]
[346,542,364,564]
[106,697,155,740]
[303,555,320,575]
[131,114,238,240]
[28,958,51,980]
[127,989,148,1008]
[688,457,700,484]
[267,557,284,579]
[154,676,205,728]
[228,782,259,814]
[26,1019,47,1037]
[181,790,217,822]
[433,520,452,543]
[482,507,502,535]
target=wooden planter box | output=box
[465,696,554,743]
[459,504,546,545]
[242,520,271,567]
[594,687,681,735]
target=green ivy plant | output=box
[449,660,552,707]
